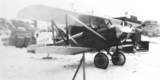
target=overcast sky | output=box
[0,0,160,22]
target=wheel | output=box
[94,52,109,69]
[111,51,126,65]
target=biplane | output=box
[22,5,149,80]
[28,14,148,67]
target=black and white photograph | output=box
[0,0,160,80]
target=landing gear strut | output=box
[109,43,126,66]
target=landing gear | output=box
[94,47,126,69]
[108,45,126,66]
[111,51,126,65]
[94,52,109,69]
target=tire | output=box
[94,53,109,69]
[111,51,126,65]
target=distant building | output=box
[114,15,142,24]
[142,20,160,37]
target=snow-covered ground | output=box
[0,35,160,80]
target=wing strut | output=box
[52,20,68,45]
[65,14,69,45]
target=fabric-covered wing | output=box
[34,46,92,55]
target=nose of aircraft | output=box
[114,25,134,33]
[110,25,135,39]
